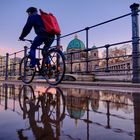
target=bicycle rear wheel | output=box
[43,86,65,123]
[42,49,65,85]
[20,56,36,84]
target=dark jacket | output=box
[19,13,53,39]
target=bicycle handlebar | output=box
[19,39,63,50]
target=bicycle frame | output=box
[35,45,63,72]
[20,39,65,85]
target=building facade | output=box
[65,35,99,73]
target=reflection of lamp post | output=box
[56,91,60,139]
[83,96,92,140]
[133,93,140,140]
[4,84,8,110]
[106,100,111,129]
[12,85,16,111]
[78,63,81,72]
[86,96,89,140]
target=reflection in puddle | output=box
[0,83,139,140]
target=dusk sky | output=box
[0,0,140,56]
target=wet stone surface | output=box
[0,83,139,140]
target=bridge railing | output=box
[0,3,139,83]
[59,3,140,83]
[0,49,24,81]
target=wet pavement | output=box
[0,82,140,140]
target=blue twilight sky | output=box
[0,0,140,56]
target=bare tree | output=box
[101,44,132,66]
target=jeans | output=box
[29,35,55,67]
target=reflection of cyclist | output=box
[19,7,55,67]
[18,95,55,140]
[18,85,65,140]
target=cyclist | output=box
[19,7,55,68]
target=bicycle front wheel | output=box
[20,56,36,84]
[19,85,35,113]
[42,49,65,85]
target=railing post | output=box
[85,27,89,73]
[70,52,73,74]
[5,53,9,80]
[22,46,28,79]
[130,3,140,83]
[56,34,61,46]
[24,46,28,57]
[105,44,110,72]
[14,53,16,76]
[56,34,61,79]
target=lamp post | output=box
[130,3,140,83]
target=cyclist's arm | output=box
[19,16,33,39]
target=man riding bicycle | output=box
[19,7,55,68]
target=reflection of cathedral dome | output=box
[66,94,86,119]
[67,35,85,51]
[67,108,85,119]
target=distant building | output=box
[9,57,21,77]
[0,56,6,77]
[65,35,132,81]
[0,56,21,78]
[65,35,99,73]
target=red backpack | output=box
[39,9,61,35]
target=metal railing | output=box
[60,3,140,83]
[0,3,139,83]
[0,83,136,138]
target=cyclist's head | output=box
[26,7,37,14]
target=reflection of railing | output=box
[0,83,138,139]
[66,95,134,139]
[0,84,22,116]
[0,84,66,139]
[0,3,139,83]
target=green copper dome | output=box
[92,45,96,49]
[67,35,85,51]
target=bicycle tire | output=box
[42,48,65,85]
[44,86,65,123]
[20,56,36,84]
[19,85,35,113]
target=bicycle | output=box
[19,39,65,85]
